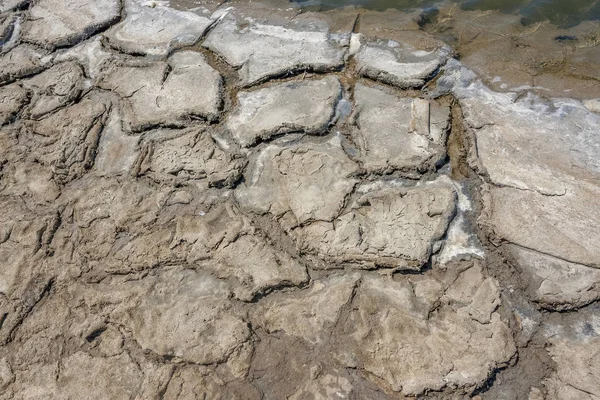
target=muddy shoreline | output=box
[171,0,600,98]
[0,0,599,399]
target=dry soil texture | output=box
[0,1,599,399]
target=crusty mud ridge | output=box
[0,0,599,399]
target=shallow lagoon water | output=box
[293,0,600,27]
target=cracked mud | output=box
[0,0,599,399]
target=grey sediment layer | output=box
[0,0,599,398]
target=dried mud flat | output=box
[0,0,599,399]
